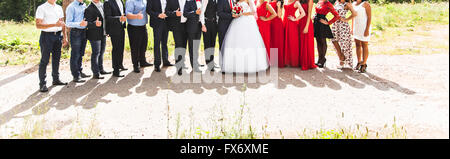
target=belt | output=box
[315,14,327,18]
[41,31,62,35]
[71,28,86,31]
[205,17,217,22]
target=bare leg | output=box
[361,41,369,65]
[332,41,345,65]
[354,39,362,63]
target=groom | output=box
[217,0,238,50]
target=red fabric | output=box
[257,1,271,58]
[269,1,285,67]
[283,1,300,67]
[299,3,317,70]
[315,0,340,24]
[230,0,233,8]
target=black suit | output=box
[217,0,234,50]
[203,0,218,70]
[147,0,171,68]
[184,0,202,70]
[85,3,107,76]
[166,0,188,72]
[85,4,104,41]
[104,0,126,74]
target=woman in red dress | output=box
[299,0,317,70]
[269,0,285,67]
[283,0,305,67]
[257,0,277,60]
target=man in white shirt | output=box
[35,0,68,92]
[166,0,188,75]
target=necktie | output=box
[79,2,84,5]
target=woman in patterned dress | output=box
[331,0,357,69]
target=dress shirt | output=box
[65,0,87,29]
[179,0,187,23]
[126,0,148,26]
[116,0,124,15]
[200,0,208,25]
[93,1,107,35]
[35,2,64,32]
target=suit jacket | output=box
[217,0,233,24]
[104,0,126,36]
[183,0,201,34]
[85,3,104,41]
[147,0,167,28]
[165,0,181,31]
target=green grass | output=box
[0,2,448,66]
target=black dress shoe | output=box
[140,62,153,68]
[39,85,48,92]
[163,63,174,67]
[177,69,183,76]
[80,72,91,78]
[113,73,125,77]
[73,78,86,83]
[133,68,141,73]
[119,67,128,71]
[93,75,104,79]
[154,67,161,72]
[52,79,68,86]
[100,70,112,75]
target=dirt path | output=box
[0,24,448,139]
[0,52,448,138]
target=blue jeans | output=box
[38,31,62,86]
[90,36,106,76]
[70,29,87,79]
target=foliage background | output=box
[0,0,448,21]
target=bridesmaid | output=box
[331,0,357,69]
[313,0,340,68]
[353,0,371,73]
[257,0,277,59]
[269,0,285,67]
[283,0,305,67]
[298,0,317,70]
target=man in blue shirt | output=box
[66,0,90,83]
[126,0,153,73]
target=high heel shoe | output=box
[359,64,367,73]
[355,62,362,70]
[317,60,326,68]
[337,60,345,69]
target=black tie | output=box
[79,2,84,5]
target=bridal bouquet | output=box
[232,4,243,15]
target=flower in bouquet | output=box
[232,4,243,15]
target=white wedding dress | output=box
[220,1,269,73]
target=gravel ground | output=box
[0,52,448,138]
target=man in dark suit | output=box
[183,0,202,73]
[166,0,188,75]
[217,0,237,50]
[85,0,111,79]
[200,0,218,72]
[104,0,127,77]
[147,0,174,72]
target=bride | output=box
[220,0,269,73]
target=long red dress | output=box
[299,3,317,70]
[257,1,272,59]
[283,1,300,67]
[270,1,285,67]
